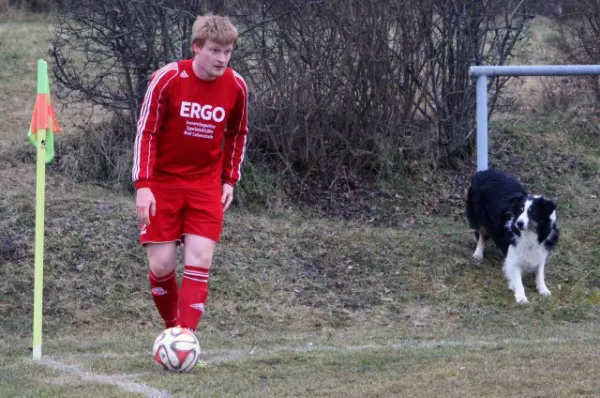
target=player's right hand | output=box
[136,187,156,226]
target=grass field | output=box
[3,326,600,397]
[2,13,600,398]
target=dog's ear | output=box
[541,199,556,216]
[503,210,521,236]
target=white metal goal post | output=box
[469,64,600,171]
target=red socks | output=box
[148,270,179,328]
[177,265,210,331]
[149,266,210,331]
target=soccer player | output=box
[132,14,248,333]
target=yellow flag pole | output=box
[32,59,49,360]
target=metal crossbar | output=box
[469,65,600,170]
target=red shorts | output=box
[139,185,223,245]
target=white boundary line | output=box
[39,357,171,398]
[35,336,579,396]
[201,336,573,363]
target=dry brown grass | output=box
[502,16,600,117]
[0,12,107,150]
[0,17,50,145]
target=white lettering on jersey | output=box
[190,102,201,119]
[212,107,225,122]
[180,101,226,122]
[180,101,191,117]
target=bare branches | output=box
[552,0,600,102]
[52,0,533,191]
[52,0,206,127]
[231,0,533,181]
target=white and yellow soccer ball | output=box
[152,327,201,372]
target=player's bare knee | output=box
[147,243,177,277]
[185,249,213,268]
[149,258,176,277]
[183,235,215,267]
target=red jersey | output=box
[132,60,248,190]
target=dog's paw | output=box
[538,287,551,297]
[472,251,483,261]
[515,294,529,304]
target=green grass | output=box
[3,12,600,398]
[2,171,598,337]
[3,326,600,397]
[123,340,600,397]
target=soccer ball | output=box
[152,327,201,372]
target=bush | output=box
[51,0,534,205]
[54,116,133,192]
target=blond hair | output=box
[191,14,238,51]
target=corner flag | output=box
[30,59,60,360]
[28,60,60,163]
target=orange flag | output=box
[28,93,60,162]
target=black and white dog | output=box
[466,169,559,304]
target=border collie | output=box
[466,169,559,304]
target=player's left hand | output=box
[221,183,234,212]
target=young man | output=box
[132,15,248,333]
